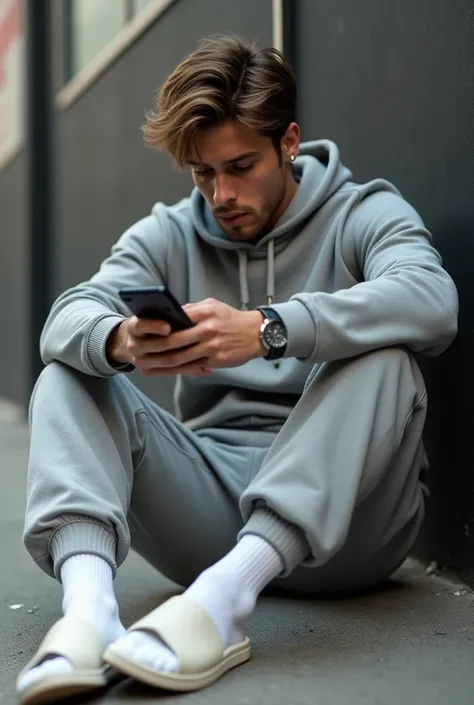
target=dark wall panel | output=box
[0,152,29,406]
[296,0,474,581]
[55,0,273,409]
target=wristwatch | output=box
[257,307,288,361]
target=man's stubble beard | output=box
[258,174,288,238]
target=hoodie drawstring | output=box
[238,250,250,310]
[238,240,275,311]
[266,239,275,305]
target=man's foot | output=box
[108,535,283,673]
[16,555,125,693]
[109,569,249,673]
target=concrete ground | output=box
[1,413,473,705]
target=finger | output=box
[128,322,211,359]
[181,303,216,325]
[149,324,212,351]
[127,333,175,357]
[135,344,208,370]
[129,316,172,338]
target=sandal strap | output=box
[128,595,223,674]
[20,616,105,676]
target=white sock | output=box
[109,535,283,673]
[17,554,125,693]
[60,554,124,640]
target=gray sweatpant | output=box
[24,346,427,594]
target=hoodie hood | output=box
[190,139,352,309]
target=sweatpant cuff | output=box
[238,506,310,577]
[50,521,117,582]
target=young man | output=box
[17,34,457,703]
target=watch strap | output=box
[257,306,281,322]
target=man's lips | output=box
[216,212,249,226]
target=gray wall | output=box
[0,151,29,406]
[54,0,274,408]
[295,0,474,581]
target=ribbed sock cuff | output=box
[227,535,284,595]
[238,506,311,577]
[50,521,117,582]
[60,553,115,589]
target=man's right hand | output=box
[106,316,172,367]
[106,316,211,377]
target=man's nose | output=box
[213,173,237,205]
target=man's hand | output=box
[106,316,172,368]
[106,299,266,377]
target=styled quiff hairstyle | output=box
[143,34,297,168]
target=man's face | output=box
[189,120,298,241]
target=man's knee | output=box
[363,345,412,365]
[29,362,102,420]
[305,346,414,388]
[357,346,425,394]
[29,362,71,418]
[343,345,413,372]
[34,360,75,387]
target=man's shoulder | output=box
[113,196,194,253]
[158,195,193,220]
[148,196,195,235]
[343,177,423,226]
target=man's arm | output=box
[112,190,458,376]
[270,190,459,362]
[40,210,170,377]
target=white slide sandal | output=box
[17,615,117,705]
[104,595,251,692]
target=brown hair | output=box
[143,34,297,168]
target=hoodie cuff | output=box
[85,314,135,376]
[271,300,317,360]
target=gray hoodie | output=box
[40,140,458,433]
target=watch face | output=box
[264,320,287,349]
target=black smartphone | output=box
[118,286,193,331]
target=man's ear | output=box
[281,122,300,161]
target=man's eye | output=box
[194,168,213,177]
[232,162,253,173]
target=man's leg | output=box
[240,345,427,592]
[17,361,266,692]
[109,346,425,682]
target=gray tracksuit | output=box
[24,140,458,592]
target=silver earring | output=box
[290,154,296,162]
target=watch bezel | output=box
[257,307,288,361]
[262,319,287,349]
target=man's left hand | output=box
[130,299,265,376]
